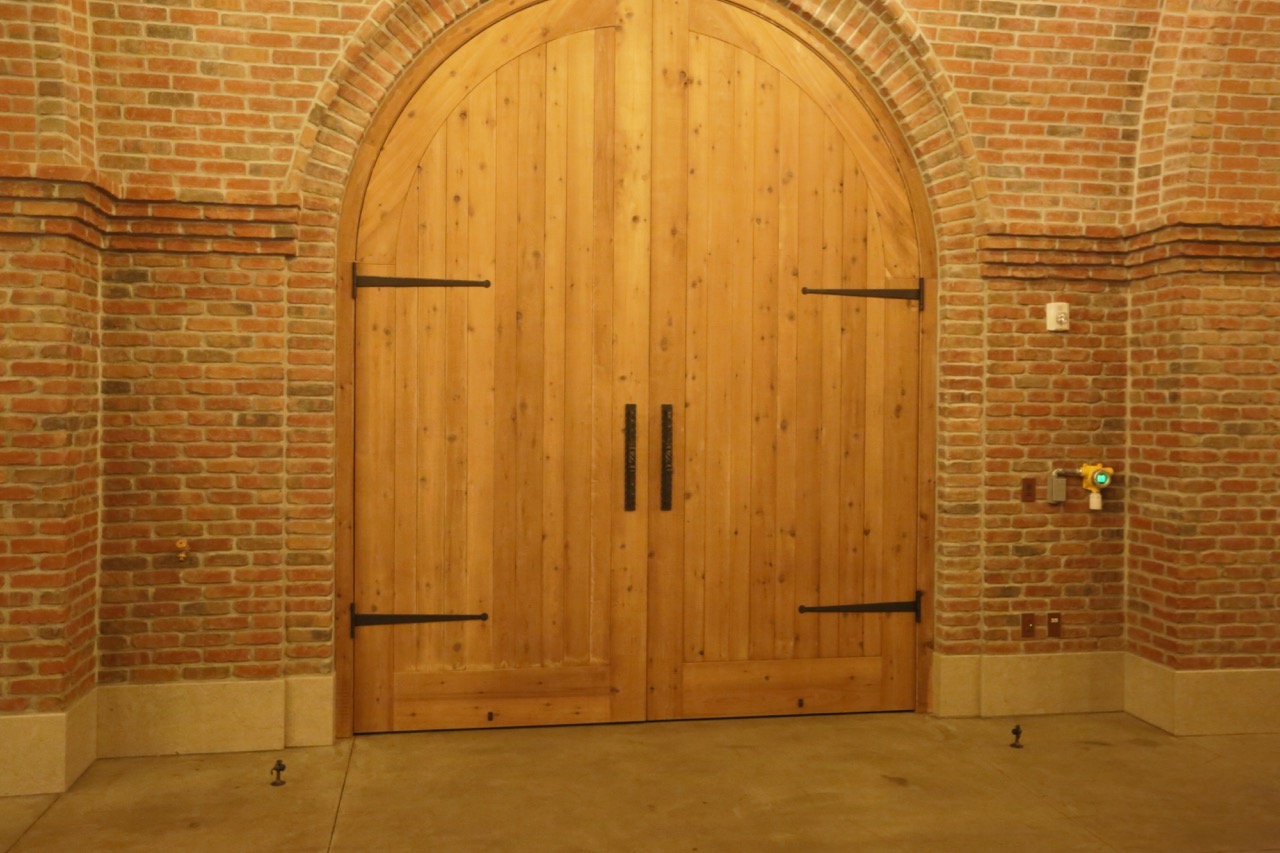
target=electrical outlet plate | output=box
[1047,612,1062,638]
[1020,478,1036,502]
[1046,301,1070,332]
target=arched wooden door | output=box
[351,0,926,732]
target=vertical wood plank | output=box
[747,58,779,662]
[792,93,826,661]
[353,276,398,731]
[727,47,755,662]
[875,180,921,705]
[882,298,919,709]
[465,77,498,670]
[516,46,548,669]
[860,171,880,655]
[839,156,870,653]
[647,0,689,720]
[877,203,919,605]
[443,94,472,670]
[492,60,521,670]
[816,122,843,660]
[415,135,448,672]
[589,27,616,667]
[880,213,919,708]
[396,280,425,674]
[841,158,870,659]
[611,0,651,719]
[774,77,800,661]
[543,36,569,669]
[563,30,596,666]
[682,33,710,667]
[701,38,736,664]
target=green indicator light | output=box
[1093,472,1110,487]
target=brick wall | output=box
[98,248,290,683]
[1,0,1277,715]
[0,0,101,716]
[978,277,1128,652]
[94,239,334,684]
[1130,256,1280,669]
[0,229,99,713]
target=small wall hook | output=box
[1010,724,1023,749]
[271,759,286,786]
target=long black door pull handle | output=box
[660,404,673,512]
[624,404,637,512]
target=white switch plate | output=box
[1046,301,1070,332]
[1048,476,1067,503]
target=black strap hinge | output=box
[352,262,491,298]
[349,603,489,639]
[801,277,925,310]
[798,590,923,623]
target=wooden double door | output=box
[351,0,925,732]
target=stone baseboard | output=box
[97,680,286,757]
[8,661,1278,796]
[0,690,97,797]
[1124,655,1280,735]
[286,674,337,747]
[934,651,1280,736]
[932,651,1126,718]
[98,675,337,757]
[0,675,336,795]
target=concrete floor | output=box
[2,713,1278,852]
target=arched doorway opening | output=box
[335,0,938,734]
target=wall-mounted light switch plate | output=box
[1020,613,1036,639]
[1046,301,1070,332]
[1048,476,1067,504]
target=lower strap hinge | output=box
[798,590,923,623]
[349,603,489,639]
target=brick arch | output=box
[1133,0,1207,228]
[290,0,988,255]
[284,0,462,204]
[1134,0,1280,229]
[783,0,991,249]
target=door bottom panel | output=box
[679,657,902,719]
[383,666,621,731]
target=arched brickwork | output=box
[1136,0,1280,230]
[291,0,988,262]
[1133,0,1194,228]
